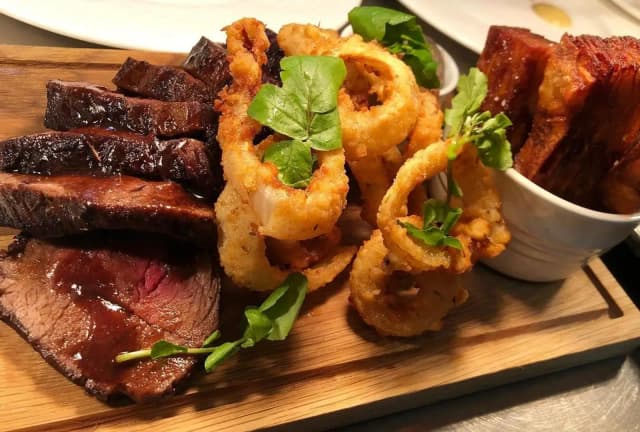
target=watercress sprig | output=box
[248,55,346,188]
[115,273,308,373]
[400,68,512,250]
[348,6,439,88]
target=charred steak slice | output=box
[113,57,213,103]
[0,128,220,199]
[0,232,220,401]
[183,37,231,96]
[183,31,282,95]
[478,26,554,153]
[263,28,284,85]
[44,80,216,138]
[0,173,216,245]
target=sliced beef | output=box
[113,57,212,102]
[0,128,221,199]
[182,31,283,97]
[263,28,284,85]
[516,34,640,209]
[183,37,231,96]
[478,26,554,152]
[0,173,216,245]
[44,80,216,138]
[0,232,220,401]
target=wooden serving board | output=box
[1,45,640,432]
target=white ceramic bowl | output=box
[432,169,640,282]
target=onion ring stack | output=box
[214,19,510,336]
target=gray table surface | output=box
[1,3,639,430]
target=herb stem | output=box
[115,349,151,363]
[115,347,218,364]
[446,160,454,206]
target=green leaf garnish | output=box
[445,68,488,137]
[263,139,313,188]
[202,329,221,347]
[241,307,273,348]
[115,273,308,374]
[248,55,346,188]
[150,340,188,359]
[248,56,345,150]
[400,199,462,250]
[444,67,513,170]
[260,272,308,341]
[473,112,513,170]
[204,341,242,373]
[348,6,440,88]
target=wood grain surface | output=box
[0,45,639,432]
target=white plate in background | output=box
[399,0,640,53]
[0,0,359,52]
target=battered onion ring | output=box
[278,24,420,161]
[217,19,349,240]
[349,230,468,337]
[349,154,393,226]
[376,140,461,272]
[216,185,356,292]
[450,147,511,260]
[277,23,341,56]
[336,38,420,160]
[405,89,443,215]
[405,89,444,158]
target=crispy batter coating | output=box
[349,230,468,337]
[450,147,511,260]
[278,24,420,161]
[377,140,456,272]
[217,19,349,241]
[216,185,356,292]
[405,89,444,158]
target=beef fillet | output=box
[0,128,221,199]
[113,57,213,103]
[183,37,231,97]
[44,80,216,138]
[0,173,216,245]
[0,232,220,401]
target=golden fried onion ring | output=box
[377,140,457,272]
[217,19,349,240]
[278,24,420,161]
[449,147,511,260]
[349,230,468,337]
[216,185,356,292]
[405,89,444,159]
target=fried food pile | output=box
[479,26,640,214]
[215,18,510,337]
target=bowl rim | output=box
[436,45,459,97]
[502,168,640,224]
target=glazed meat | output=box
[0,128,220,198]
[516,34,640,209]
[113,57,213,103]
[602,140,640,213]
[478,26,554,152]
[263,28,284,85]
[44,80,216,138]
[183,37,231,96]
[182,30,283,95]
[0,232,220,401]
[0,173,216,245]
